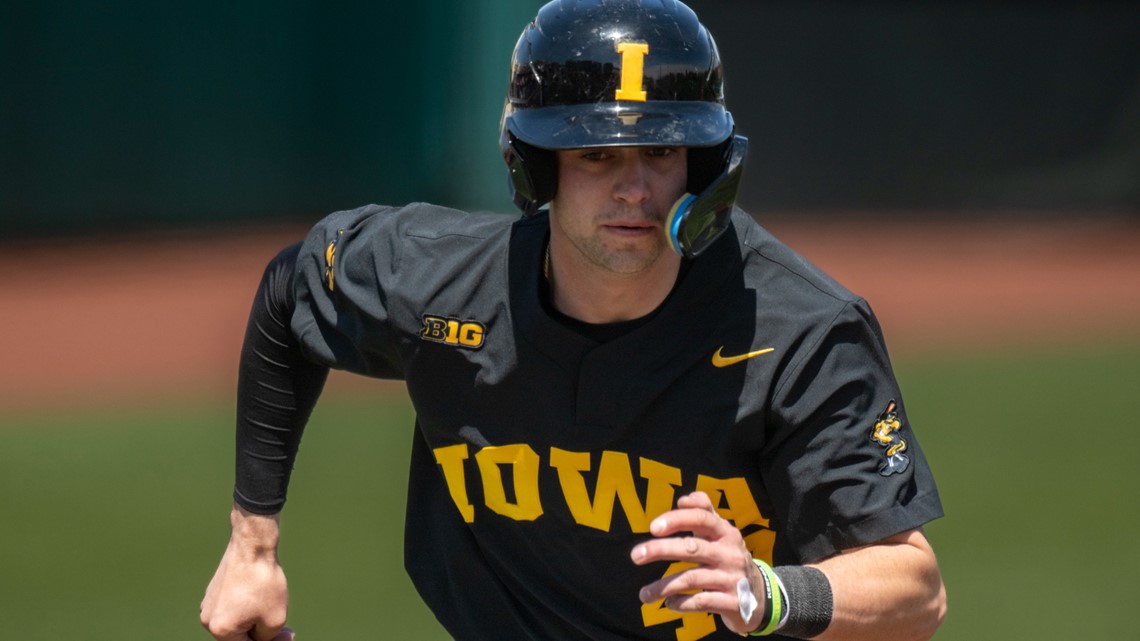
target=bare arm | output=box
[200,504,294,641]
[810,528,945,641]
[632,491,946,640]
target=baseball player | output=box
[200,2,946,640]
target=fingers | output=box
[201,616,257,641]
[202,516,291,641]
[200,559,290,641]
[246,623,289,641]
[257,626,295,641]
[203,619,290,641]
[631,490,747,565]
[630,491,760,632]
[652,589,741,616]
[675,490,715,511]
[633,555,761,635]
[632,532,727,567]
[649,492,734,539]
[636,566,737,604]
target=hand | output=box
[200,506,293,641]
[630,491,764,636]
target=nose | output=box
[611,152,651,206]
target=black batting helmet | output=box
[500,0,747,257]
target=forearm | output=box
[204,243,322,641]
[234,242,329,514]
[807,528,946,641]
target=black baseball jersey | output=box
[237,202,942,641]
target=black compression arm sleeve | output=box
[233,242,329,514]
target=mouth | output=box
[601,222,658,238]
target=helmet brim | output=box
[505,101,734,150]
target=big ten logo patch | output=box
[420,315,486,349]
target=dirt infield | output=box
[2,215,1138,412]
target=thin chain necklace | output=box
[544,242,551,282]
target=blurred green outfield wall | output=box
[1,1,1137,237]
[0,0,537,235]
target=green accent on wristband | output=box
[751,559,774,632]
[750,559,785,636]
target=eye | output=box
[645,147,678,158]
[580,149,611,161]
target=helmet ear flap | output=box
[502,131,557,215]
[667,134,748,258]
[686,136,733,195]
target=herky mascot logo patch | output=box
[870,400,910,476]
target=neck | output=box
[546,241,682,324]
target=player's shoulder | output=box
[309,202,518,240]
[302,202,523,268]
[729,208,859,305]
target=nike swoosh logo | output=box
[711,346,775,368]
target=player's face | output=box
[550,146,687,275]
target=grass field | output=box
[3,340,1138,639]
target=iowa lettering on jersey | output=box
[432,442,777,640]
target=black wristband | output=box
[773,565,832,639]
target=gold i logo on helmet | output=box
[615,42,649,102]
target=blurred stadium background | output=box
[1,1,1138,639]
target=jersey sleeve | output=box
[763,299,943,564]
[290,205,407,379]
[233,242,330,514]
